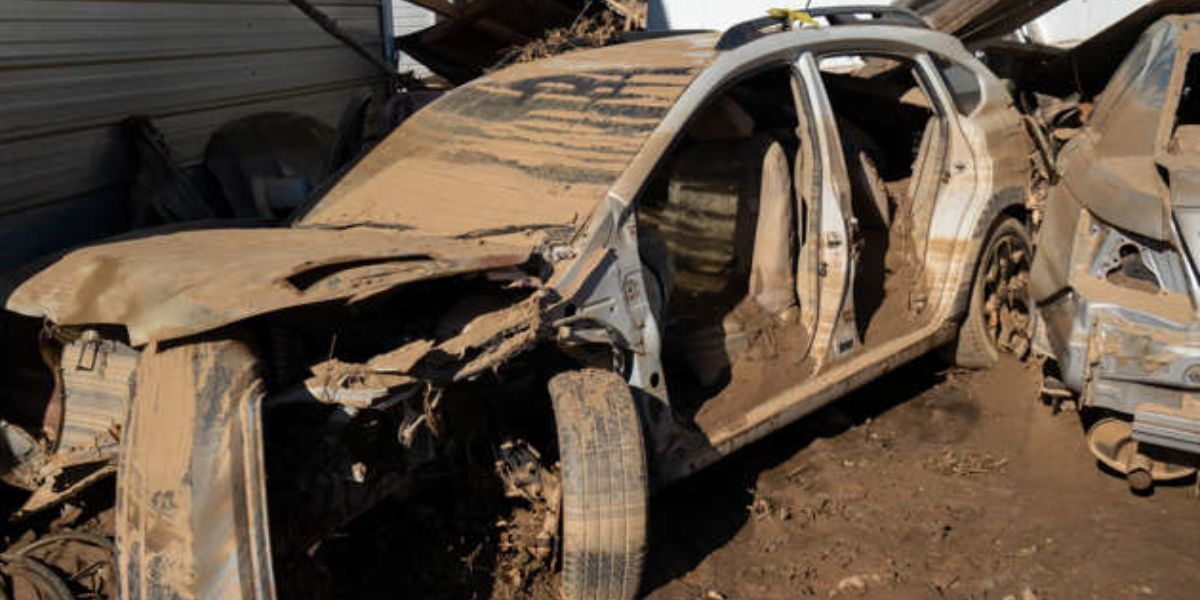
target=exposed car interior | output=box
[634,56,948,433]
[12,3,1200,597]
[818,54,943,346]
[636,66,804,423]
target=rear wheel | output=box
[954,217,1033,368]
[549,369,648,600]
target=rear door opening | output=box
[815,53,949,349]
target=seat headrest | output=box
[686,97,755,142]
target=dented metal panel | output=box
[5,227,534,345]
[118,340,275,600]
[1052,16,1196,242]
[1030,13,1200,479]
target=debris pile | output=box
[503,11,623,65]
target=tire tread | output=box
[550,370,647,600]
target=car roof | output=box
[301,25,976,240]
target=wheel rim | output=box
[980,232,1032,356]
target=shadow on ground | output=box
[641,355,949,596]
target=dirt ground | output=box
[320,355,1198,600]
[632,356,1199,600]
[7,355,1194,600]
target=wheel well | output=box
[999,204,1030,231]
[977,203,1030,264]
[954,201,1030,321]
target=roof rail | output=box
[716,6,930,51]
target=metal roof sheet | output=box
[0,0,387,266]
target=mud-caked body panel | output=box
[1032,14,1200,476]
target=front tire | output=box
[549,370,648,600]
[954,216,1034,368]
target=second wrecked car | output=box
[0,7,1035,600]
[1031,9,1200,492]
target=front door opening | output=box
[635,66,809,431]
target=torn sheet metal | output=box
[304,359,418,410]
[397,0,646,83]
[4,331,137,516]
[299,295,542,409]
[5,227,534,346]
[438,293,543,380]
[368,338,436,374]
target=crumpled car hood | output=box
[4,227,535,346]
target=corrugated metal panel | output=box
[391,1,436,76]
[0,0,387,268]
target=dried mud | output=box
[692,300,814,436]
[859,179,927,346]
[0,483,116,598]
[638,357,1200,600]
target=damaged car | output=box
[0,7,1034,599]
[1031,10,1200,492]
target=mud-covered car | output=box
[1031,12,1200,492]
[0,7,1033,599]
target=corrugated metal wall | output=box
[0,0,388,269]
[392,1,436,75]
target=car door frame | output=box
[546,50,837,465]
[796,45,983,358]
[791,51,856,370]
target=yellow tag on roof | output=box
[767,8,819,28]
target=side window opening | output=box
[1169,53,1200,154]
[1090,30,1156,129]
[635,66,802,418]
[933,56,983,116]
[816,54,943,346]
